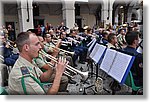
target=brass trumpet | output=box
[52,47,75,55]
[46,61,74,79]
[52,40,72,45]
[44,43,75,55]
[39,50,89,81]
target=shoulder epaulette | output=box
[20,67,30,76]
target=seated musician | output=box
[69,29,87,65]
[8,32,68,95]
[107,33,119,49]
[43,33,59,55]
[117,29,127,48]
[101,31,109,45]
[123,31,143,86]
[0,35,19,66]
[44,33,74,67]
[59,31,72,51]
[82,27,93,45]
[34,36,69,92]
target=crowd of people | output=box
[0,21,143,95]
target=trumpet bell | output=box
[80,71,89,81]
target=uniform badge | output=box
[20,67,30,75]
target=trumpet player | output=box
[43,33,59,55]
[69,29,88,65]
[44,33,74,67]
[34,36,69,92]
[8,32,69,95]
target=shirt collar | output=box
[18,55,36,68]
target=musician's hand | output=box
[5,44,9,48]
[56,39,62,48]
[56,57,69,75]
[51,47,59,57]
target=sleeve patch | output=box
[20,67,30,75]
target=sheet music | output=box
[88,38,97,52]
[92,44,106,63]
[108,51,132,83]
[100,49,117,73]
[89,43,106,63]
[89,43,99,59]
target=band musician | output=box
[8,32,68,95]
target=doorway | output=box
[34,19,44,28]
[75,19,82,32]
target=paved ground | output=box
[66,61,133,95]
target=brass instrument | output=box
[46,61,74,79]
[67,37,80,44]
[5,39,16,49]
[6,39,15,44]
[52,39,72,46]
[44,43,75,55]
[39,50,89,81]
[75,35,86,41]
[52,46,75,55]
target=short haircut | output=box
[16,32,34,52]
[44,33,51,38]
[125,31,139,45]
[102,31,109,37]
[107,33,116,43]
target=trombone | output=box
[39,50,88,81]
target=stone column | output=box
[17,0,34,32]
[137,9,142,21]
[127,6,133,23]
[0,1,4,28]
[62,0,75,32]
[101,0,113,28]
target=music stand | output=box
[82,43,111,94]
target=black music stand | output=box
[83,42,110,94]
[83,46,111,94]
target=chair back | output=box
[0,86,8,95]
[125,71,141,91]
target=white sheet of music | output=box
[89,43,99,59]
[90,43,106,63]
[100,49,117,73]
[108,52,132,83]
[100,48,133,83]
[88,38,97,52]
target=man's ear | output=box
[23,44,30,52]
[133,40,137,45]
